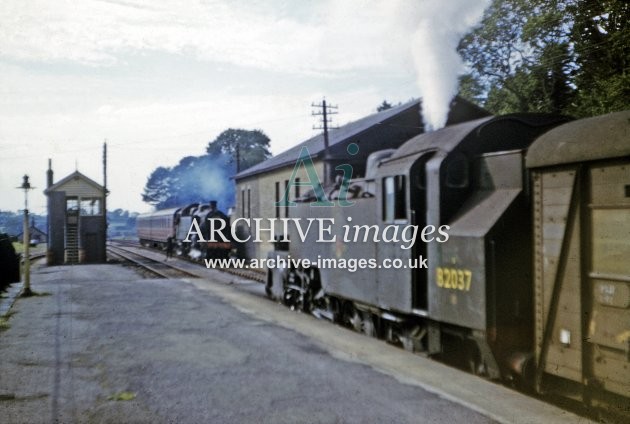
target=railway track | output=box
[108,242,265,283]
[107,245,200,279]
[29,253,47,262]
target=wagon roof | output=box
[526,110,630,168]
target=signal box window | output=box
[66,198,79,211]
[80,198,101,215]
[383,175,406,222]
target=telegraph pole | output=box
[312,98,338,186]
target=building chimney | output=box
[47,159,53,188]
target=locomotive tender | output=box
[265,111,630,414]
[137,200,231,259]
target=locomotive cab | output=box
[425,115,571,378]
[432,149,534,379]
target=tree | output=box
[458,0,575,114]
[206,129,271,172]
[376,100,393,112]
[142,166,172,206]
[569,0,630,116]
[143,129,272,209]
[458,0,629,117]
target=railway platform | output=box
[0,261,592,423]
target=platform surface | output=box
[0,263,591,423]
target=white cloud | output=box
[0,0,433,213]
[0,0,417,74]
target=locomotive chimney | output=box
[47,159,53,188]
[209,200,217,211]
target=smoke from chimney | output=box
[411,0,489,131]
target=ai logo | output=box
[275,143,359,208]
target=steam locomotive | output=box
[136,200,231,259]
[264,111,630,417]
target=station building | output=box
[233,98,489,260]
[44,163,107,265]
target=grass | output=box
[107,391,136,401]
[0,313,12,332]
[12,242,48,256]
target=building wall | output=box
[80,216,107,263]
[54,178,103,199]
[235,161,324,260]
[232,100,489,261]
[47,191,66,265]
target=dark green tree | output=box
[143,129,272,209]
[142,166,172,206]
[569,0,630,116]
[376,100,393,112]
[206,129,271,173]
[458,0,575,114]
[458,0,628,117]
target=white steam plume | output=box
[411,0,490,131]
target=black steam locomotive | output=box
[264,111,630,416]
[137,201,231,260]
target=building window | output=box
[247,187,251,218]
[66,197,79,211]
[382,175,406,222]
[295,178,300,199]
[80,198,102,215]
[241,189,245,218]
[275,182,280,218]
[284,179,289,218]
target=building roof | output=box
[44,170,104,195]
[235,97,488,180]
[526,110,630,168]
[234,99,423,180]
[17,225,47,238]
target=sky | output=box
[0,0,485,214]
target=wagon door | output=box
[586,161,630,399]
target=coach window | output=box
[383,175,406,222]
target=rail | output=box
[107,244,200,279]
[108,241,266,283]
